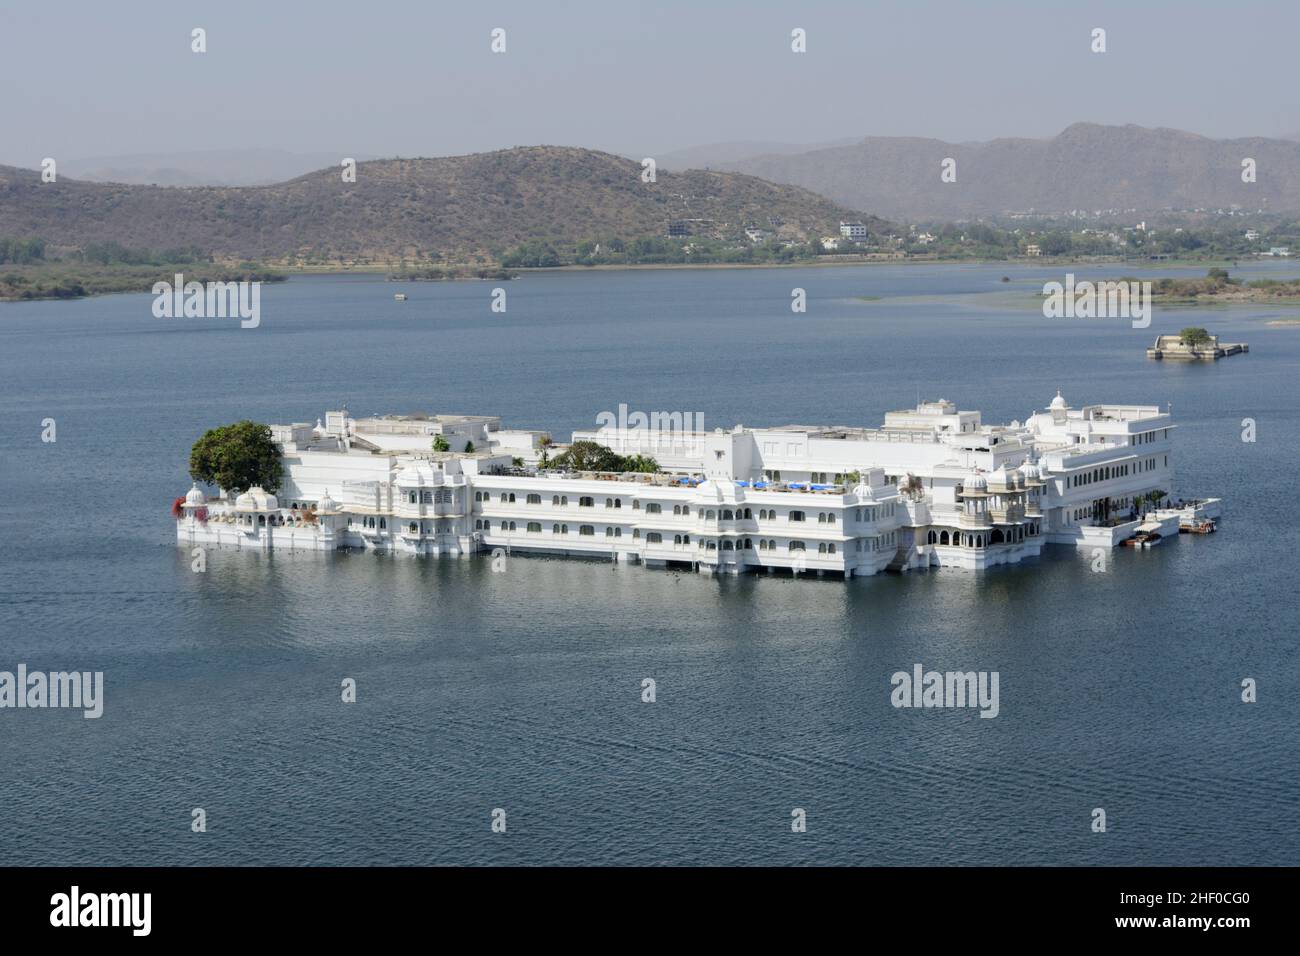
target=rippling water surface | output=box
[1,262,1297,865]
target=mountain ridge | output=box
[0,146,885,262]
[711,123,1300,220]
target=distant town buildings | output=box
[839,221,869,241]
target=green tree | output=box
[544,441,658,473]
[1178,326,1213,348]
[189,421,282,494]
[621,454,659,473]
[546,440,624,472]
[431,434,450,452]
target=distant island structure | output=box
[1147,327,1248,361]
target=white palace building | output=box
[175,392,1219,578]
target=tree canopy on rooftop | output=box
[189,420,282,494]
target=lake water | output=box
[1,261,1298,865]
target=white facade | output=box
[176,392,1209,578]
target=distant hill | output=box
[654,138,859,171]
[716,124,1300,220]
[0,146,884,262]
[58,149,378,187]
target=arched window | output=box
[647,532,662,544]
[818,542,827,553]
[579,525,594,536]
[723,509,734,520]
[789,511,805,522]
[527,522,541,533]
[646,503,661,514]
[828,543,837,554]
[527,494,541,505]
[722,540,734,550]
[706,510,716,520]
[928,530,937,544]
[940,531,950,545]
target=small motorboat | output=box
[1179,518,1216,534]
[1123,530,1162,548]
[394,293,407,301]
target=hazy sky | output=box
[3,0,1297,166]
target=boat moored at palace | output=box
[175,392,1220,578]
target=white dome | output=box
[965,473,987,490]
[1050,390,1067,410]
[854,480,878,501]
[184,482,206,506]
[1019,463,1040,480]
[316,491,337,513]
[234,485,279,512]
[986,464,1014,487]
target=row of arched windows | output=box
[927,525,1038,547]
[1072,463,1132,488]
[477,520,630,538]
[472,492,628,508]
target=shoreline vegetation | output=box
[1116,268,1300,305]
[3,235,1299,303]
[0,240,285,301]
